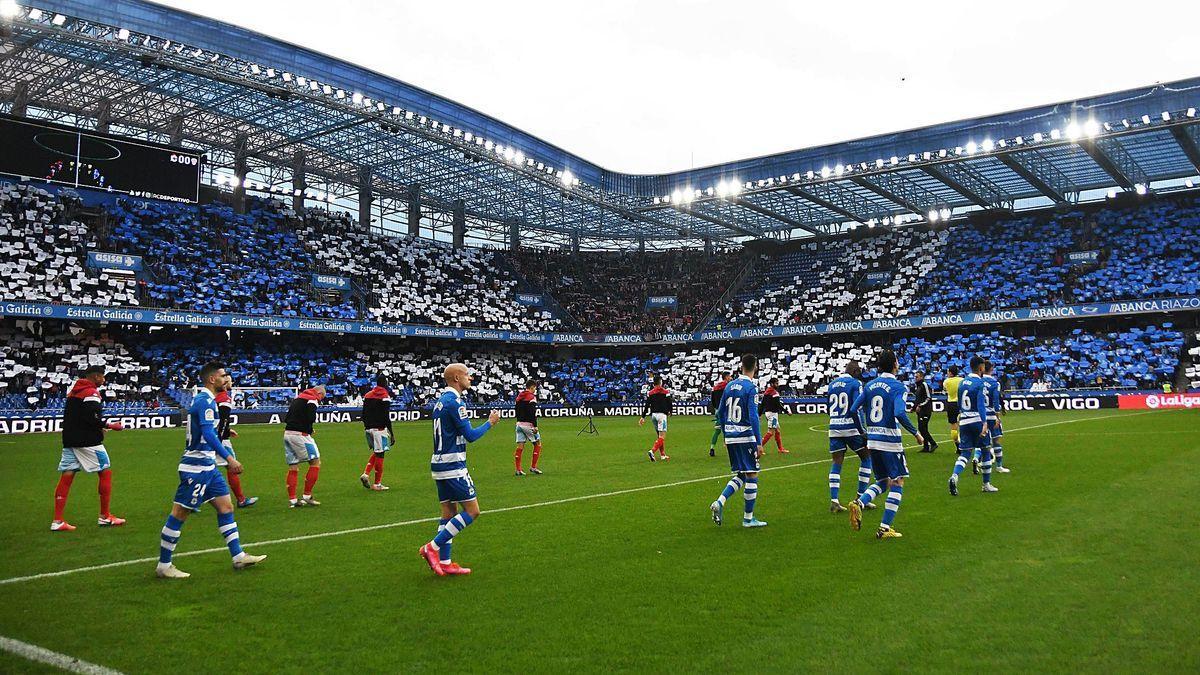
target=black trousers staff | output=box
[917,409,937,452]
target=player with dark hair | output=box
[155,361,266,578]
[826,361,874,514]
[848,350,924,539]
[639,374,672,462]
[514,378,543,476]
[216,373,257,507]
[711,354,767,528]
[708,370,734,457]
[760,376,788,454]
[284,384,326,507]
[51,364,125,532]
[359,374,394,491]
[949,356,997,495]
[984,360,1010,473]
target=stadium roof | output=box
[3,0,1200,246]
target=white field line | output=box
[0,410,1159,587]
[0,635,124,675]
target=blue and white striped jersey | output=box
[430,387,493,480]
[957,374,988,428]
[718,375,761,446]
[181,389,227,473]
[849,372,917,453]
[983,374,1002,420]
[826,375,864,438]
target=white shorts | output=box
[215,440,236,467]
[365,428,391,453]
[516,423,540,444]
[651,412,668,433]
[765,412,780,429]
[58,445,110,473]
[283,431,320,464]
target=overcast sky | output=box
[155,0,1200,175]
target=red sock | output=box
[654,438,665,455]
[227,470,245,503]
[531,443,541,469]
[373,456,384,484]
[286,468,299,500]
[53,472,75,521]
[762,430,774,445]
[97,469,113,518]
[514,445,524,471]
[775,429,784,450]
[303,465,320,496]
[363,455,376,476]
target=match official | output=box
[913,370,937,453]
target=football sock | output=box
[97,469,112,517]
[857,456,873,497]
[952,451,970,477]
[436,518,452,563]
[716,476,744,507]
[531,443,541,469]
[216,510,243,558]
[858,480,886,506]
[514,445,523,471]
[373,455,384,484]
[363,455,376,476]
[286,468,299,500]
[743,477,758,519]
[227,470,245,503]
[774,429,784,451]
[951,428,959,444]
[53,471,75,521]
[159,514,184,565]
[982,456,993,484]
[761,430,774,446]
[882,485,903,528]
[709,428,721,449]
[828,462,842,501]
[303,465,320,496]
[432,512,473,549]
[973,448,982,462]
[994,444,1004,467]
[653,438,665,456]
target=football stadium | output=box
[1,0,1199,672]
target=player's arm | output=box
[452,401,494,442]
[847,387,867,434]
[748,389,762,447]
[716,387,729,427]
[894,390,920,437]
[198,409,233,460]
[92,399,123,431]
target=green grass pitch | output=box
[0,408,1197,673]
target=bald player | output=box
[419,363,501,576]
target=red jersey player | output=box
[760,377,789,454]
[513,379,542,476]
[639,375,672,461]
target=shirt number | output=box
[869,397,885,423]
[725,397,743,423]
[828,392,849,417]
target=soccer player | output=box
[155,361,266,579]
[51,364,125,532]
[984,361,1010,473]
[943,365,964,447]
[826,362,874,514]
[284,385,326,507]
[639,375,672,462]
[216,374,257,508]
[708,370,733,457]
[710,354,767,528]
[760,377,789,454]
[948,356,998,495]
[914,370,937,453]
[418,363,501,576]
[359,375,394,491]
[847,350,924,539]
[514,378,543,476]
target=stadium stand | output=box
[512,247,746,333]
[0,320,161,414]
[0,183,138,307]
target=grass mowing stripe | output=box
[0,409,1156,587]
[0,635,124,675]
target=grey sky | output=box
[154,0,1200,175]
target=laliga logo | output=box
[1147,394,1161,409]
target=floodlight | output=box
[1049,128,1061,140]
[1106,189,1117,199]
[682,187,695,204]
[939,208,951,220]
[728,179,741,196]
[671,190,682,204]
[1161,111,1171,121]
[716,181,729,198]
[927,210,939,222]
[1186,180,1195,188]
[982,139,995,152]
[834,165,844,177]
[51,13,66,25]
[820,166,831,178]
[561,170,575,187]
[1083,119,1100,137]
[890,156,899,165]
[1065,123,1080,140]
[1187,108,1196,118]
[1141,114,1151,124]
[116,28,130,40]
[1135,183,1147,195]
[1032,133,1043,143]
[966,141,978,154]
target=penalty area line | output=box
[0,635,124,675]
[0,409,1160,587]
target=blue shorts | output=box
[727,442,760,474]
[958,423,991,452]
[828,434,866,454]
[173,469,230,512]
[871,450,909,480]
[436,474,478,503]
[988,418,1004,438]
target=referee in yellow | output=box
[943,365,964,446]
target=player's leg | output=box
[422,478,478,575]
[711,470,745,526]
[302,457,322,504]
[948,425,976,496]
[157,502,193,578]
[849,449,888,532]
[828,445,847,511]
[52,449,79,530]
[992,422,1009,472]
[878,475,905,539]
[741,465,765,527]
[980,444,998,492]
[433,499,478,575]
[212,491,266,569]
[371,452,388,489]
[68,445,122,527]
[285,435,301,506]
[709,415,721,456]
[361,431,379,489]
[656,429,669,460]
[514,440,526,476]
[950,422,959,446]
[854,446,875,506]
[530,433,543,475]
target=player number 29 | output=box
[828,392,849,416]
[725,397,743,423]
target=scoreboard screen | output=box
[0,114,201,203]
